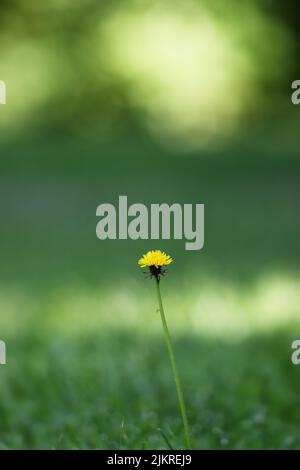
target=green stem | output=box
[155,278,192,450]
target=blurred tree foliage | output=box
[0,0,297,143]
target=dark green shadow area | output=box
[0,131,299,291]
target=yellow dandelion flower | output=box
[138,250,173,281]
[138,250,173,268]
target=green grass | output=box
[0,130,300,449]
[1,326,300,449]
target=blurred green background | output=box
[0,0,300,450]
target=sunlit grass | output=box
[1,271,299,339]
